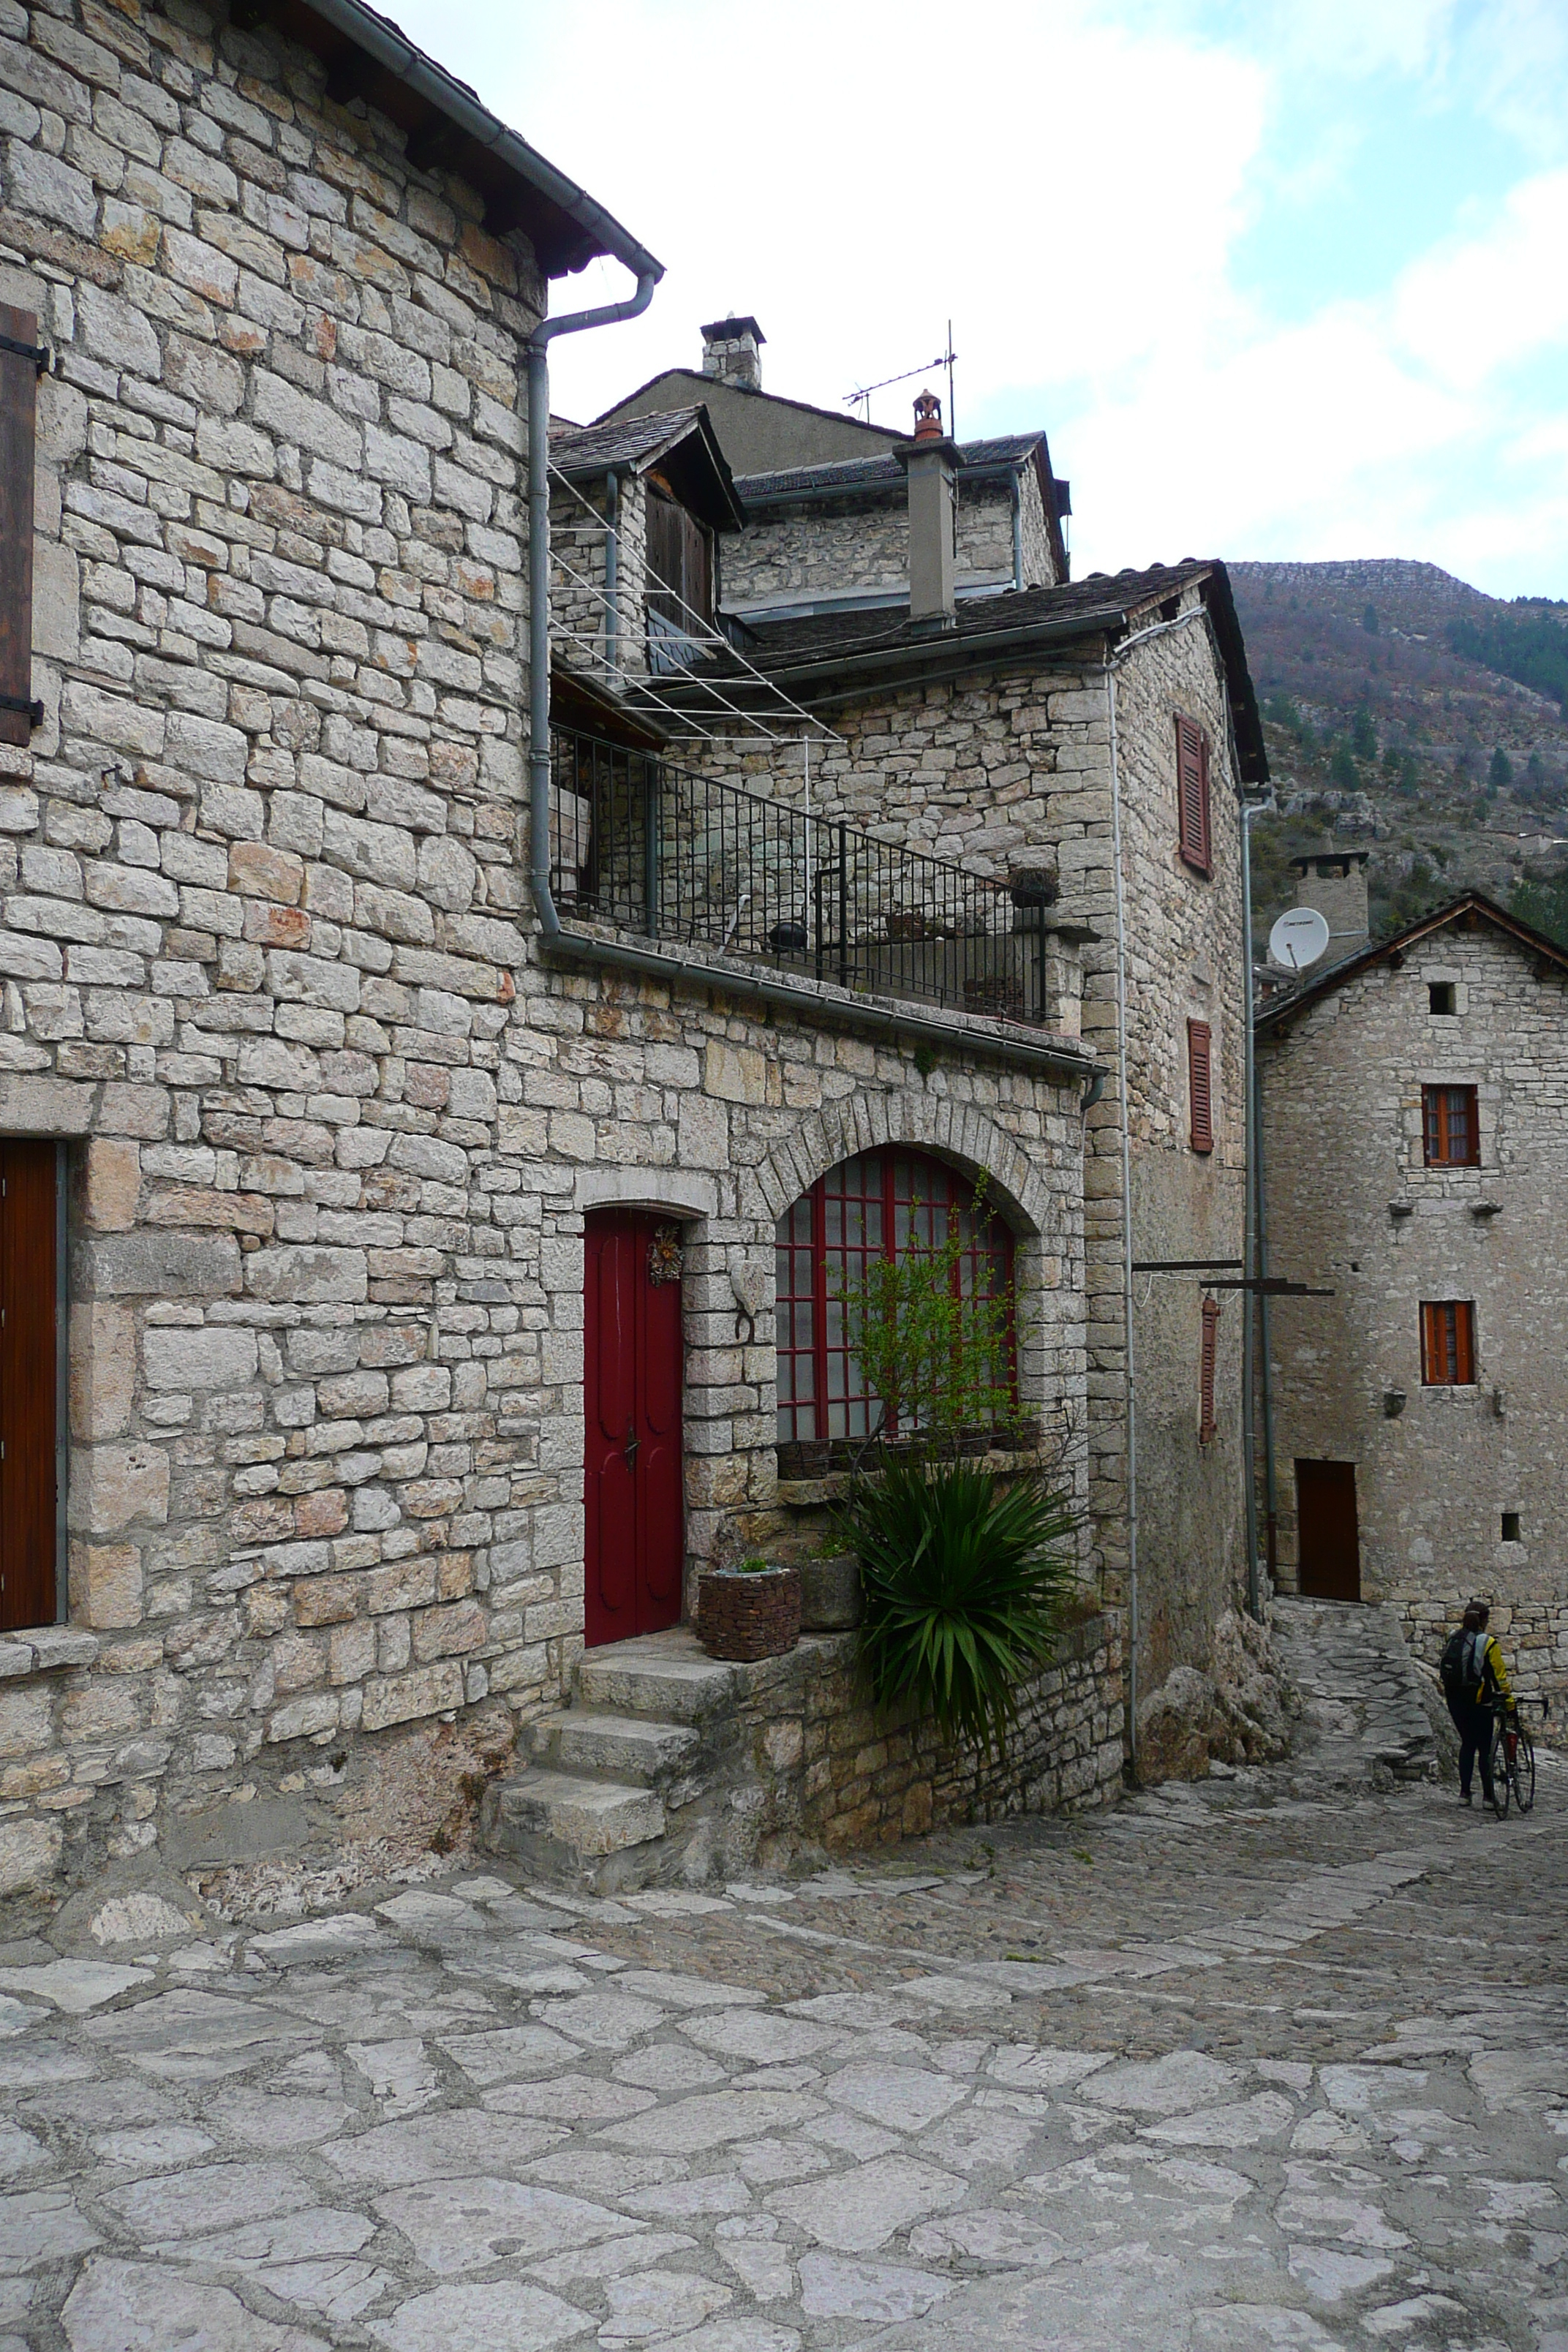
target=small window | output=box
[0,1139,61,1634]
[1199,1297,1221,1442]
[1422,1084,1479,1166]
[1428,982,1457,1016]
[1501,1511,1521,1543]
[1187,1019,1214,1153]
[1175,715,1211,875]
[1420,1300,1477,1387]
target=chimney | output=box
[895,388,962,625]
[1289,843,1371,960]
[700,314,765,391]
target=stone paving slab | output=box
[4,1693,1568,2348]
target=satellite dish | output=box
[1269,907,1331,971]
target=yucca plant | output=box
[836,1455,1079,1759]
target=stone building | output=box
[598,313,905,475]
[0,0,1266,1901]
[1256,889,1568,1711]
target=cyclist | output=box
[1439,1601,1516,1807]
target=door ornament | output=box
[648,1224,682,1286]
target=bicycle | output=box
[1486,1697,1548,1819]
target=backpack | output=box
[1440,1629,1485,1700]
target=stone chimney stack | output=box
[700,314,765,391]
[1290,843,1371,960]
[896,388,962,626]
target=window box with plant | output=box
[824,1171,1079,1759]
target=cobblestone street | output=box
[4,1655,1567,2352]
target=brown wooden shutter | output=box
[1199,1297,1221,1442]
[0,306,39,750]
[1187,1019,1213,1153]
[1176,715,1211,874]
[1455,1300,1476,1385]
[0,1139,59,1632]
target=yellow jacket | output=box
[1468,1630,1515,1707]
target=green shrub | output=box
[837,1457,1078,1757]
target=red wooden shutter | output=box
[1176,715,1211,874]
[1199,1297,1221,1442]
[1420,1300,1477,1385]
[1187,1019,1213,1153]
[1455,1300,1476,1385]
[0,1139,58,1632]
[0,305,39,750]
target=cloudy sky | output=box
[382,0,1568,598]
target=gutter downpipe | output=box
[1256,1011,1280,1582]
[528,271,659,951]
[1104,660,1139,1782]
[1240,804,1262,1621]
[603,467,619,679]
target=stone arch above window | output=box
[775,1145,1018,1461]
[743,1093,1057,1242]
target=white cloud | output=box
[381,0,1568,593]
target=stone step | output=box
[484,1768,666,1875]
[525,1709,701,1787]
[575,1633,741,1726]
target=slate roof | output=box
[548,407,744,532]
[734,434,1049,505]
[655,559,1269,784]
[1254,893,1568,1032]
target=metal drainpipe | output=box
[1240,803,1262,1620]
[603,467,619,677]
[1256,1022,1280,1580]
[1104,663,1139,1779]
[1011,467,1024,592]
[528,274,658,948]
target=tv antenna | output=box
[846,321,956,437]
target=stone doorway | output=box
[1295,1458,1362,1602]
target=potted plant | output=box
[830,1177,1079,1754]
[697,1554,802,1662]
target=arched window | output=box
[775,1147,1016,1453]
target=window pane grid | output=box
[774,1147,1017,1447]
[1421,1083,1478,1166]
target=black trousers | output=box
[1447,1695,1495,1798]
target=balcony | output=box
[548,726,1078,1032]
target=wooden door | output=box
[584,1210,684,1647]
[1295,1458,1360,1602]
[0,1139,58,1632]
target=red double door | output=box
[584,1210,684,1647]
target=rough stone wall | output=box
[549,466,651,685]
[0,0,549,1896]
[723,474,1041,613]
[1259,922,1568,1716]
[681,600,1249,1689]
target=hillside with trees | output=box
[1229,560,1568,948]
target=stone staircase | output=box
[480,1629,824,1893]
[1269,1595,1441,1788]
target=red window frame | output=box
[1422,1084,1479,1166]
[775,1147,1016,1447]
[1187,1018,1214,1153]
[1176,713,1211,875]
[1420,1300,1476,1386]
[1199,1296,1221,1443]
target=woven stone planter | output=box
[697,1566,802,1662]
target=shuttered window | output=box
[0,304,39,747]
[1199,1297,1221,1443]
[0,1139,60,1632]
[1422,1084,1479,1166]
[645,483,712,671]
[1176,713,1211,875]
[1187,1019,1214,1153]
[1420,1300,1476,1387]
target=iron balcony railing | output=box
[549,725,1061,1025]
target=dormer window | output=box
[647,483,713,671]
